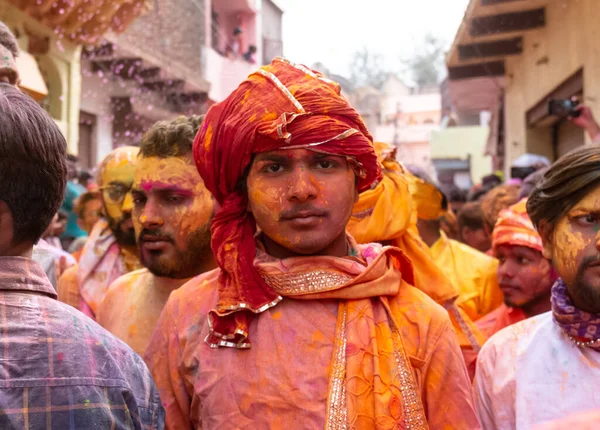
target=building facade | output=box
[0,0,148,156]
[446,0,598,177]
[78,0,283,166]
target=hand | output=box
[569,103,600,141]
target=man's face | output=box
[246,148,358,258]
[461,227,491,253]
[132,155,214,279]
[544,184,600,313]
[100,152,138,247]
[80,198,103,234]
[496,244,555,309]
[0,45,19,86]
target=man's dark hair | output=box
[0,22,18,58]
[0,83,67,243]
[139,115,204,158]
[457,202,485,231]
[527,145,600,235]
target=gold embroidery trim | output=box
[260,271,353,295]
[448,304,481,353]
[325,302,348,430]
[392,330,428,430]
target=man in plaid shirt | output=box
[0,82,165,428]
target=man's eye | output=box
[576,215,598,225]
[316,160,336,169]
[265,163,283,173]
[133,197,145,204]
[166,195,184,203]
[518,257,530,265]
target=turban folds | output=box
[408,174,446,220]
[492,198,543,252]
[193,58,381,346]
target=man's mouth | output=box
[281,208,327,221]
[499,283,521,295]
[280,208,327,228]
[139,234,173,252]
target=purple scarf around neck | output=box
[552,278,600,348]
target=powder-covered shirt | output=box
[0,256,164,429]
[474,312,600,429]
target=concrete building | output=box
[354,74,441,177]
[446,0,598,177]
[0,0,147,156]
[78,0,283,167]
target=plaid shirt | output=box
[0,256,165,429]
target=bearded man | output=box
[145,59,478,429]
[58,146,141,319]
[97,116,215,355]
[475,146,600,428]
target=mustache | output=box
[581,255,600,270]
[138,229,174,243]
[279,205,328,220]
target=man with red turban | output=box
[145,58,478,429]
[476,198,558,338]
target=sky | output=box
[279,0,470,80]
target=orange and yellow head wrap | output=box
[492,198,543,253]
[407,173,446,221]
[193,58,381,346]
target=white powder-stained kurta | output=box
[474,312,600,429]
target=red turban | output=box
[193,58,381,347]
[492,198,543,252]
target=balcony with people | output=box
[206,0,259,102]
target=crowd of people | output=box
[3,20,600,429]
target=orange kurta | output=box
[430,231,503,321]
[146,243,480,429]
[97,269,186,356]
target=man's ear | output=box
[538,221,554,260]
[0,200,14,247]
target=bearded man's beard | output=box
[107,214,136,247]
[139,224,212,279]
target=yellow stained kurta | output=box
[97,268,184,356]
[430,231,503,321]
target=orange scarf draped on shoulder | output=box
[347,144,486,351]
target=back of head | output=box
[0,21,18,58]
[481,184,520,232]
[0,84,67,246]
[518,167,549,200]
[527,145,600,235]
[140,115,203,158]
[458,202,485,232]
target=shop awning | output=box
[16,51,48,102]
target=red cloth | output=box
[476,304,527,339]
[193,58,381,347]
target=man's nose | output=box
[287,168,318,202]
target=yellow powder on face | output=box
[132,156,214,240]
[550,185,600,283]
